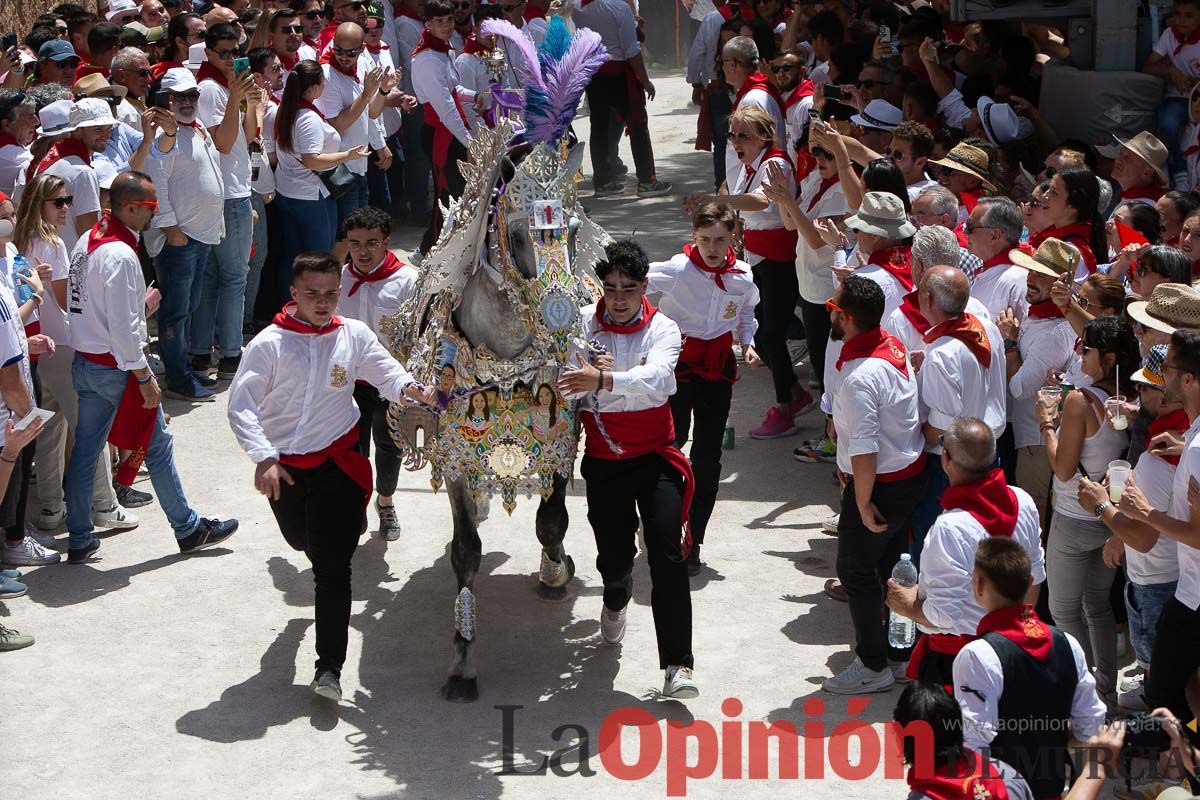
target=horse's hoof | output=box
[441,675,479,702]
[537,555,574,598]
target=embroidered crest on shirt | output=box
[723,301,737,320]
[970,780,993,800]
[330,364,348,388]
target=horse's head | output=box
[498,141,587,280]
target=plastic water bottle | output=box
[11,254,32,305]
[888,554,919,649]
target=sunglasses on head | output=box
[47,195,74,208]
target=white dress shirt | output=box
[918,490,1047,635]
[685,9,722,86]
[1009,315,1076,448]
[829,340,924,477]
[366,43,404,137]
[228,314,416,463]
[65,225,148,371]
[568,303,680,413]
[1171,415,1200,610]
[794,171,847,304]
[732,148,794,266]
[954,627,1106,750]
[919,314,1008,448]
[316,57,386,176]
[884,295,990,350]
[455,51,491,132]
[850,261,908,322]
[782,92,812,163]
[647,253,759,347]
[573,0,641,61]
[970,261,1029,321]
[413,47,472,147]
[1126,451,1181,586]
[338,259,418,342]
[145,126,226,256]
[198,77,252,199]
[385,14,423,95]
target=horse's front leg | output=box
[443,476,482,701]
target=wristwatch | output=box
[1003,339,1019,353]
[1093,500,1112,519]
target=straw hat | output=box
[930,142,996,191]
[1128,282,1200,334]
[1113,131,1168,183]
[844,191,917,239]
[73,73,128,99]
[1008,237,1081,279]
[1132,344,1168,387]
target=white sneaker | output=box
[24,522,57,549]
[822,656,896,695]
[1118,688,1149,711]
[1120,672,1145,693]
[663,665,699,699]
[821,514,840,534]
[92,504,139,531]
[1,535,62,566]
[34,507,65,531]
[600,605,627,644]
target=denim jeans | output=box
[245,191,269,330]
[400,109,431,217]
[191,197,252,360]
[707,86,732,191]
[1126,578,1177,668]
[1158,97,1189,184]
[64,355,199,549]
[273,193,337,298]
[155,235,214,392]
[334,173,369,241]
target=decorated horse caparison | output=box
[384,19,612,701]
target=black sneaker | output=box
[177,518,238,554]
[190,354,213,374]
[311,668,342,701]
[193,372,218,388]
[686,544,702,577]
[67,536,101,565]
[217,356,241,380]
[114,482,154,509]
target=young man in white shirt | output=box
[28,99,110,254]
[388,0,433,225]
[558,240,698,700]
[64,172,239,565]
[1143,0,1200,189]
[339,207,417,542]
[145,67,227,402]
[228,250,434,702]
[191,23,261,381]
[648,204,759,576]
[822,275,927,695]
[952,537,1106,800]
[886,418,1045,688]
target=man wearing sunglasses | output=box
[266,9,306,85]
[110,47,154,123]
[768,49,812,168]
[289,0,325,55]
[34,40,83,89]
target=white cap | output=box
[36,100,77,136]
[105,0,139,21]
[850,99,902,132]
[976,96,1023,146]
[186,42,208,71]
[160,67,199,94]
[69,97,117,129]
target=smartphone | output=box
[1,33,16,51]
[823,83,844,101]
[233,57,250,76]
[878,24,891,44]
[154,91,171,109]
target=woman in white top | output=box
[1038,315,1142,706]
[273,60,370,295]
[14,174,129,526]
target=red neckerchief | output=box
[303,36,319,49]
[897,290,930,335]
[413,28,452,57]
[456,22,474,41]
[180,119,208,141]
[149,60,182,82]
[0,131,20,149]
[317,22,339,51]
[960,189,980,214]
[1027,299,1066,319]
[463,36,485,55]
[365,38,388,54]
[1122,185,1166,203]
[523,4,545,21]
[276,49,299,71]
[907,749,1010,800]
[1173,25,1200,54]
[733,71,784,116]
[683,243,743,291]
[36,136,91,176]
[835,327,909,376]
[272,301,344,335]
[1042,221,1097,273]
[85,212,138,255]
[977,604,1052,663]
[195,60,229,88]
[783,79,813,109]
[924,312,992,368]
[1148,408,1191,466]
[976,251,1011,274]
[595,296,657,334]
[346,251,405,296]
[743,146,790,185]
[793,145,817,182]
[941,467,1017,537]
[867,245,914,291]
[320,46,359,83]
[806,173,839,213]
[395,5,422,20]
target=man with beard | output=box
[450,0,473,49]
[145,68,227,402]
[265,8,305,87]
[291,0,324,57]
[64,171,239,564]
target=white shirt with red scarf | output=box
[338,254,418,342]
[731,147,796,266]
[567,300,680,413]
[969,255,1029,322]
[781,83,813,162]
[413,43,473,147]
[919,313,1008,449]
[65,215,148,372]
[228,308,416,464]
[1154,26,1200,97]
[316,54,387,176]
[726,78,786,190]
[647,249,759,347]
[883,292,990,351]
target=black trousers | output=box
[669,375,732,545]
[418,126,467,255]
[836,470,928,671]
[798,297,831,392]
[585,72,655,185]
[582,453,693,669]
[269,460,367,677]
[3,361,39,542]
[1144,596,1200,727]
[751,259,800,405]
[353,383,402,497]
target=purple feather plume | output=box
[479,19,546,94]
[526,27,609,145]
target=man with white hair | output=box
[885,225,990,351]
[911,185,981,275]
[964,196,1029,321]
[720,36,785,192]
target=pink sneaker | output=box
[790,392,817,417]
[750,407,798,439]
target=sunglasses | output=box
[825,298,844,315]
[47,195,74,208]
[170,91,201,102]
[727,131,754,142]
[210,47,239,59]
[280,24,305,33]
[332,45,363,57]
[770,64,798,73]
[888,150,906,161]
[962,221,997,235]
[303,9,322,18]
[455,0,473,7]
[1023,199,1047,210]
[129,199,159,212]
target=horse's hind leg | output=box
[536,473,574,592]
[443,477,482,702]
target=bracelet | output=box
[30,293,42,306]
[137,372,154,384]
[0,453,15,463]
[597,369,604,391]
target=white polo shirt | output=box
[144,126,225,256]
[42,157,102,255]
[1153,27,1200,97]
[573,0,641,61]
[1128,451,1181,586]
[315,56,386,176]
[1009,315,1076,448]
[275,108,340,201]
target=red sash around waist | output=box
[906,631,973,684]
[79,352,157,485]
[279,426,372,507]
[677,330,736,384]
[877,452,926,483]
[595,59,647,128]
[742,226,798,262]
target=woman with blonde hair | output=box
[15,174,145,535]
